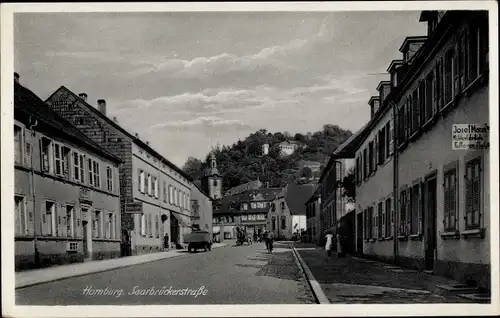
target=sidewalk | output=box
[16,243,227,289]
[292,243,471,304]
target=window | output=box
[176,190,180,206]
[73,152,85,183]
[66,205,74,237]
[54,144,63,176]
[251,202,257,209]
[140,214,146,236]
[148,214,152,236]
[163,181,167,202]
[369,206,374,239]
[169,185,173,204]
[425,72,434,123]
[14,126,23,165]
[41,137,53,173]
[281,216,286,230]
[465,158,481,229]
[139,170,145,193]
[410,183,422,234]
[93,211,101,238]
[397,104,405,146]
[459,32,467,90]
[88,159,100,188]
[272,216,276,231]
[368,141,374,173]
[15,196,27,235]
[244,203,248,211]
[388,119,394,156]
[411,89,420,134]
[378,202,383,239]
[355,156,361,183]
[363,148,368,179]
[378,127,386,163]
[106,166,113,192]
[155,215,159,238]
[153,177,158,198]
[435,58,444,109]
[385,198,392,237]
[452,41,460,96]
[106,212,114,239]
[443,169,458,231]
[42,201,56,236]
[147,174,152,195]
[399,189,407,236]
[444,49,454,104]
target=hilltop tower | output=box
[202,152,223,200]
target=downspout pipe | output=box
[390,101,399,264]
[27,116,39,267]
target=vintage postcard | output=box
[1,1,498,317]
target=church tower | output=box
[202,152,222,200]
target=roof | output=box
[279,140,300,146]
[331,11,467,157]
[213,187,282,214]
[191,180,212,201]
[398,36,428,53]
[14,81,122,164]
[305,184,323,205]
[284,183,318,215]
[225,180,262,196]
[419,10,437,22]
[45,86,192,182]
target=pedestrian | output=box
[325,231,333,257]
[337,228,345,257]
[163,232,169,250]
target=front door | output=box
[82,220,89,258]
[424,177,437,271]
[356,213,363,254]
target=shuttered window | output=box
[399,189,407,236]
[444,49,454,104]
[465,158,481,229]
[443,169,458,231]
[385,197,392,237]
[378,202,383,239]
[410,183,421,234]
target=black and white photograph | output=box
[1,1,498,317]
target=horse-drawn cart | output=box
[183,231,212,252]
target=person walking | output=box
[336,231,344,257]
[325,231,333,257]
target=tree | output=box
[339,167,355,203]
[182,157,204,180]
[301,167,313,180]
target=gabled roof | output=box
[14,81,121,163]
[284,183,317,215]
[45,86,192,182]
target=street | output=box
[16,242,316,305]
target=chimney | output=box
[113,116,118,123]
[97,99,106,116]
[146,141,150,146]
[135,133,139,138]
[79,93,88,102]
[14,72,20,83]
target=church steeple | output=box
[202,151,222,200]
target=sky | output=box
[14,11,426,167]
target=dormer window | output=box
[213,180,218,187]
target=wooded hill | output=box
[182,124,353,193]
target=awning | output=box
[171,212,191,228]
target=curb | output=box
[16,244,227,290]
[290,244,331,304]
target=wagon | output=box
[183,231,212,252]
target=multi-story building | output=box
[305,185,322,244]
[14,75,122,269]
[334,10,490,289]
[268,187,289,240]
[278,140,304,156]
[190,183,213,237]
[213,188,281,241]
[45,86,194,255]
[284,183,317,240]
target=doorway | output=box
[424,176,437,271]
[82,220,89,259]
[170,213,179,248]
[356,213,363,255]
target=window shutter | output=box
[389,119,394,155]
[473,165,481,225]
[382,203,386,238]
[374,135,379,169]
[390,199,394,237]
[418,183,423,234]
[41,203,47,235]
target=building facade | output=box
[333,10,490,289]
[14,77,122,270]
[190,184,213,236]
[305,185,322,244]
[45,86,193,255]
